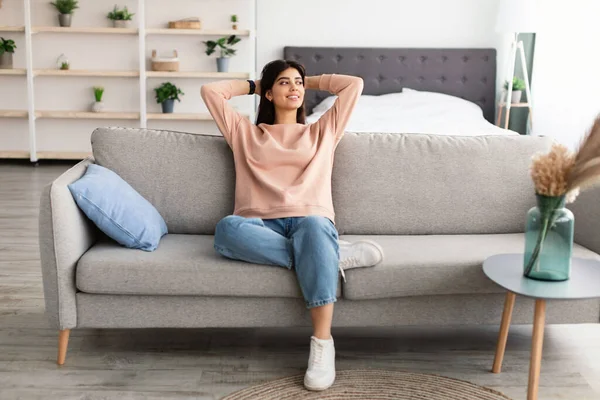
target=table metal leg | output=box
[493,291,516,373]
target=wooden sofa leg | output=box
[57,329,70,365]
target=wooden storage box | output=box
[151,50,179,72]
[168,18,201,29]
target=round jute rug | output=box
[221,369,512,400]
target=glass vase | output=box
[523,194,574,281]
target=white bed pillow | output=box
[306,92,406,124]
[401,87,484,118]
[311,95,337,115]
[305,88,516,136]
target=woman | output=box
[200,60,384,391]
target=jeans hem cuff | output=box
[306,297,337,309]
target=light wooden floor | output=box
[1,159,599,400]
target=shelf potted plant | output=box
[91,86,104,112]
[203,35,241,73]
[0,37,16,69]
[50,0,79,27]
[231,14,238,30]
[154,82,184,114]
[57,53,70,70]
[107,5,135,28]
[503,77,526,104]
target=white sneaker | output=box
[304,336,336,391]
[338,239,384,282]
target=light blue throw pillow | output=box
[68,164,168,252]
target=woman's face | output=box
[266,67,305,111]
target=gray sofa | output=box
[39,127,600,365]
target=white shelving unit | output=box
[147,112,245,120]
[32,26,138,34]
[0,68,26,75]
[0,26,25,32]
[34,69,140,77]
[145,71,249,78]
[36,111,140,120]
[0,110,28,118]
[0,0,257,162]
[146,28,250,36]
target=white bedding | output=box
[306,88,518,136]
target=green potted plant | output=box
[0,37,17,69]
[154,82,184,113]
[503,77,526,104]
[107,5,135,28]
[50,0,79,27]
[203,35,241,73]
[231,14,238,30]
[56,53,70,70]
[91,86,104,112]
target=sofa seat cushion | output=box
[76,234,342,298]
[339,233,600,300]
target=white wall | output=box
[1,0,511,157]
[531,0,600,149]
[258,0,509,90]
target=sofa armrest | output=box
[39,157,97,330]
[571,186,600,255]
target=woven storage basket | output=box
[151,50,179,72]
[168,18,201,29]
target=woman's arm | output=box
[200,80,254,146]
[305,76,321,91]
[310,74,364,140]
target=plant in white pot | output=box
[154,82,184,114]
[50,0,79,27]
[203,35,241,73]
[107,5,135,28]
[503,77,526,104]
[91,86,105,112]
[0,37,16,69]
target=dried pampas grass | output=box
[530,115,600,203]
[568,116,600,194]
[530,143,574,197]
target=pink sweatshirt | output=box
[200,74,364,224]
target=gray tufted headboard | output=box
[283,47,497,123]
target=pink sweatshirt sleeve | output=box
[316,74,364,140]
[200,81,247,146]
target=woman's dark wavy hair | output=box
[256,59,307,125]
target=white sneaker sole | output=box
[304,372,336,391]
[343,239,385,266]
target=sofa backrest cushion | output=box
[91,127,553,235]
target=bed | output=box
[283,47,518,136]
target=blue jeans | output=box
[214,215,340,309]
